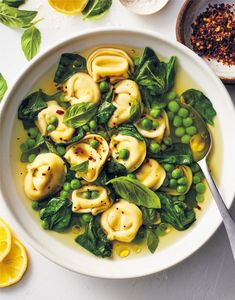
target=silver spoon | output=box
[181,102,235,260]
[119,0,169,15]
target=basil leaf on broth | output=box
[54,53,86,84]
[71,160,89,172]
[82,0,112,20]
[0,73,8,102]
[2,0,25,8]
[107,177,161,209]
[63,102,98,128]
[146,229,159,253]
[21,25,41,61]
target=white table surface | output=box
[0,1,235,299]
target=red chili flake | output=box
[56,110,64,115]
[196,205,202,211]
[42,173,46,176]
[191,3,235,66]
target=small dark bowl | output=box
[176,0,235,84]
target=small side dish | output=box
[15,46,216,258]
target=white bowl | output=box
[0,28,235,279]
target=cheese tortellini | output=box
[36,101,75,143]
[64,134,109,182]
[108,79,143,128]
[110,134,146,172]
[87,48,134,82]
[63,72,101,105]
[101,199,142,243]
[136,110,170,143]
[71,185,112,215]
[24,153,67,201]
[136,159,166,190]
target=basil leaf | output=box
[107,177,161,209]
[135,47,160,76]
[96,101,116,124]
[140,207,158,225]
[3,0,25,8]
[182,89,216,125]
[146,229,159,253]
[106,158,127,176]
[44,139,57,154]
[54,53,86,84]
[117,124,144,141]
[0,3,37,28]
[21,25,41,61]
[0,72,7,101]
[71,160,89,172]
[63,102,98,128]
[129,98,142,122]
[82,0,112,20]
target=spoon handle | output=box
[198,159,235,261]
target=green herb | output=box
[44,139,57,154]
[63,102,98,128]
[117,124,145,141]
[54,53,86,84]
[182,89,216,125]
[106,157,127,176]
[165,56,176,92]
[39,198,72,232]
[59,127,85,145]
[140,207,158,225]
[129,98,142,122]
[20,133,44,162]
[96,100,116,124]
[75,216,112,257]
[146,228,159,253]
[2,0,25,8]
[135,47,160,75]
[107,177,161,209]
[82,0,112,20]
[21,25,41,61]
[71,160,89,172]
[0,72,7,101]
[94,171,108,186]
[184,188,198,209]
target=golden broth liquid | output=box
[10,45,223,259]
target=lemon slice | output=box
[48,0,89,15]
[0,239,28,288]
[0,218,12,262]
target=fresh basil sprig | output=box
[82,0,112,20]
[71,160,89,172]
[21,25,41,61]
[0,72,7,101]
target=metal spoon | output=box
[182,103,235,260]
[119,0,169,15]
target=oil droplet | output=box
[119,249,130,258]
[133,246,141,254]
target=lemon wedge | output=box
[48,0,89,15]
[0,239,28,288]
[0,217,12,262]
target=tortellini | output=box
[109,134,146,172]
[136,159,166,190]
[71,185,111,215]
[63,72,101,105]
[136,110,170,143]
[24,153,67,201]
[36,101,75,143]
[87,48,134,82]
[101,199,142,243]
[64,134,109,182]
[108,79,143,128]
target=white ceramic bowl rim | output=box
[0,28,234,279]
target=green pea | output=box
[90,140,99,149]
[28,153,36,163]
[63,182,71,192]
[134,57,140,66]
[47,124,56,132]
[152,120,159,129]
[177,176,187,185]
[82,125,90,132]
[178,195,186,201]
[127,173,136,179]
[91,191,99,199]
[26,138,36,148]
[150,142,161,153]
[183,117,193,127]
[140,118,152,130]
[166,90,177,101]
[119,148,129,160]
[20,143,28,152]
[181,134,191,144]
[164,164,174,172]
[81,214,93,223]
[169,178,177,188]
[175,127,185,137]
[60,190,68,199]
[70,179,81,189]
[195,171,204,180]
[196,194,205,203]
[193,175,201,184]
[186,126,197,136]
[56,145,65,156]
[41,220,49,230]
[31,201,40,211]
[173,116,183,127]
[28,127,38,138]
[191,163,200,173]
[89,120,97,130]
[99,81,110,93]
[167,111,174,121]
[177,185,187,193]
[168,100,179,113]
[163,136,172,146]
[196,183,206,194]
[178,107,189,118]
[171,168,183,179]
[150,108,161,118]
[49,115,58,125]
[82,191,91,199]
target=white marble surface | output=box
[0,0,234,299]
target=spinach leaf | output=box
[107,177,161,209]
[54,53,86,84]
[117,124,145,141]
[18,89,47,121]
[3,0,25,8]
[140,207,158,225]
[146,228,159,253]
[129,98,142,122]
[39,198,72,232]
[94,171,108,186]
[184,188,198,209]
[63,102,98,128]
[106,157,127,176]
[71,160,89,172]
[165,56,176,92]
[82,0,112,20]
[0,72,7,101]
[21,25,41,61]
[140,87,168,109]
[0,3,37,28]
[182,89,216,125]
[151,143,193,164]
[159,193,196,231]
[135,47,159,76]
[96,101,116,124]
[75,217,112,258]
